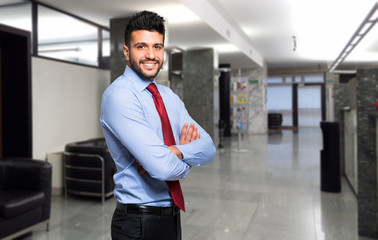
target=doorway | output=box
[0,24,32,158]
[293,83,325,129]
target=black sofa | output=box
[268,113,283,129]
[0,158,52,240]
[63,138,115,203]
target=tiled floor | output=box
[28,128,374,240]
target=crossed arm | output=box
[168,123,200,159]
[137,123,200,175]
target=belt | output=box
[116,202,180,216]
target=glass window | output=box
[284,75,293,83]
[100,29,110,68]
[298,85,321,127]
[37,5,98,66]
[298,85,321,109]
[267,85,292,110]
[102,29,110,58]
[267,85,293,126]
[295,75,302,83]
[267,76,283,84]
[0,3,32,32]
[304,74,324,83]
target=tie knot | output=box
[146,83,159,95]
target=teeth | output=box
[143,63,156,68]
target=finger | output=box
[197,132,200,140]
[186,123,194,143]
[190,126,198,142]
[179,123,188,145]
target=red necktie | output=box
[146,83,185,212]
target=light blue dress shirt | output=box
[100,66,216,207]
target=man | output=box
[100,11,216,240]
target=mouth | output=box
[140,60,159,69]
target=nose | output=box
[145,47,155,59]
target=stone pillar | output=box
[247,68,267,134]
[182,48,215,138]
[334,83,349,176]
[356,68,378,238]
[219,64,231,137]
[231,68,267,134]
[169,52,184,100]
[110,17,129,82]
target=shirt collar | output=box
[123,65,157,92]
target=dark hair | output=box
[124,10,165,47]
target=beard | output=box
[128,55,163,81]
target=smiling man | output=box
[124,29,164,81]
[100,11,216,240]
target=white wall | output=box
[32,57,110,160]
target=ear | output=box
[123,45,130,61]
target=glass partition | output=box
[267,85,293,126]
[0,3,32,32]
[102,29,110,58]
[37,5,99,66]
[100,29,110,68]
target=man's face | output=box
[123,30,165,81]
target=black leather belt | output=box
[116,202,180,216]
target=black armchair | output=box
[0,158,52,240]
[63,138,115,203]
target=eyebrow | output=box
[133,42,164,47]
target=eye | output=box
[155,45,163,50]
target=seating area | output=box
[0,158,52,240]
[63,138,116,204]
[268,113,283,129]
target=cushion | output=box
[65,138,108,155]
[0,191,45,218]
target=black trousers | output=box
[111,208,181,240]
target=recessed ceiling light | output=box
[152,5,200,24]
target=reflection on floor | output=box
[27,128,374,240]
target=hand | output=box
[136,160,146,175]
[137,123,200,174]
[179,123,200,145]
[168,146,183,160]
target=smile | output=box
[143,63,156,67]
[141,61,159,67]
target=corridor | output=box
[30,128,369,240]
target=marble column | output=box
[231,68,267,134]
[182,48,216,138]
[247,68,267,134]
[356,68,378,238]
[333,83,349,176]
[110,17,130,82]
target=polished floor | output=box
[28,128,374,240]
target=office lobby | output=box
[29,128,370,240]
[1,0,378,240]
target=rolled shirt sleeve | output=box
[173,94,216,167]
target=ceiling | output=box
[8,0,378,70]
